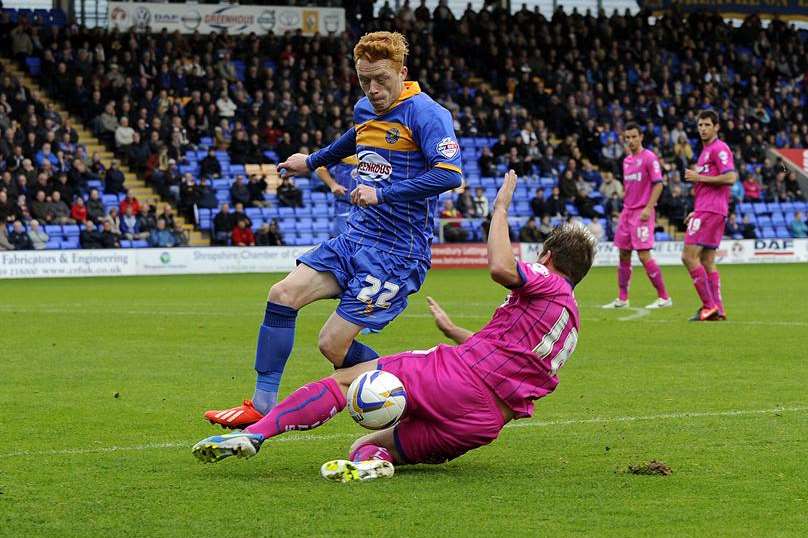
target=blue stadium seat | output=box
[780,202,795,213]
[63,224,80,236]
[771,212,785,225]
[753,203,768,214]
[738,203,753,214]
[62,237,79,249]
[278,207,295,218]
[120,240,132,248]
[761,226,776,238]
[757,215,772,226]
[45,224,62,236]
[295,206,313,217]
[132,240,149,248]
[776,226,790,238]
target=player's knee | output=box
[318,328,351,365]
[268,280,300,308]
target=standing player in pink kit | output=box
[191,171,597,481]
[602,123,672,310]
[683,110,737,321]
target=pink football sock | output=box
[688,266,715,309]
[349,443,395,463]
[708,271,724,315]
[618,258,632,301]
[246,378,346,439]
[642,259,669,300]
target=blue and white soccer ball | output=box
[346,371,407,430]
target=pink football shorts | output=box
[377,344,505,464]
[614,207,655,251]
[684,211,726,249]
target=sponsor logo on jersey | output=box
[436,137,459,159]
[357,151,392,182]
[385,128,400,145]
[624,172,642,182]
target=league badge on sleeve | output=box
[436,137,460,159]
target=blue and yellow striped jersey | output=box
[346,82,463,260]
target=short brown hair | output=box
[541,222,597,286]
[624,122,641,134]
[353,32,409,69]
[697,109,719,125]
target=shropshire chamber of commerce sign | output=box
[108,2,345,36]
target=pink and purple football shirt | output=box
[615,148,663,250]
[458,261,580,419]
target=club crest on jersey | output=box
[357,150,393,182]
[385,128,400,145]
[436,137,459,159]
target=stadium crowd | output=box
[1,4,807,250]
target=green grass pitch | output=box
[1,264,806,536]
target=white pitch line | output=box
[1,406,804,460]
[617,307,650,321]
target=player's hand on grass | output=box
[351,184,379,207]
[331,184,347,196]
[427,296,456,337]
[493,170,518,212]
[278,153,310,177]
[684,169,700,182]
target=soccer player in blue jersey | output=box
[315,156,357,236]
[204,32,463,428]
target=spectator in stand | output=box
[80,220,104,249]
[559,169,577,202]
[31,191,52,224]
[247,175,269,208]
[69,158,96,196]
[86,189,106,223]
[741,214,757,239]
[587,219,606,242]
[604,191,624,217]
[100,219,121,248]
[0,223,13,250]
[120,206,149,241]
[600,137,624,175]
[126,132,150,174]
[530,188,546,218]
[107,207,122,236]
[791,212,807,238]
[105,160,126,195]
[507,147,530,176]
[213,202,234,245]
[256,220,284,246]
[0,191,19,223]
[9,220,32,250]
[725,213,742,238]
[196,178,219,211]
[230,174,251,207]
[149,218,177,248]
[539,215,553,240]
[599,172,623,199]
[200,148,222,179]
[665,185,688,232]
[518,217,542,243]
[472,187,489,218]
[27,219,49,250]
[139,204,157,235]
[115,117,135,154]
[228,129,250,165]
[456,189,476,217]
[179,173,198,221]
[49,191,73,224]
[785,173,804,201]
[232,202,252,228]
[545,186,567,218]
[277,176,303,208]
[742,175,762,202]
[231,217,256,247]
[478,146,495,177]
[119,190,141,216]
[440,199,467,242]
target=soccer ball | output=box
[346,371,406,430]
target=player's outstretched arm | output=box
[427,296,473,344]
[278,127,357,177]
[488,170,522,288]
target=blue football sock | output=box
[340,340,379,369]
[252,302,298,415]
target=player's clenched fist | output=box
[684,169,700,182]
[493,169,518,212]
[351,184,380,207]
[278,153,310,177]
